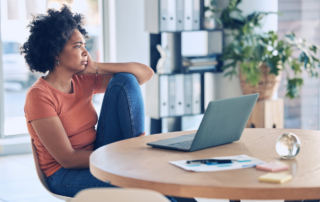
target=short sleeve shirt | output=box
[24,74,103,177]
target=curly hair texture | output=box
[20,5,88,73]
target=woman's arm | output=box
[95,62,154,85]
[79,55,154,86]
[31,116,146,169]
[31,116,93,169]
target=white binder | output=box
[176,0,184,31]
[175,74,185,116]
[159,75,169,117]
[160,0,168,31]
[169,75,176,116]
[167,0,177,31]
[144,0,160,33]
[184,74,193,114]
[192,73,201,114]
[192,0,200,30]
[184,0,193,30]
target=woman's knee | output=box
[110,73,139,87]
[106,73,142,97]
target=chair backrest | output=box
[31,140,72,201]
[71,188,171,202]
[31,141,50,189]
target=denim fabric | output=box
[94,73,145,149]
[47,167,116,197]
[47,73,177,202]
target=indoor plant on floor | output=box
[211,0,320,99]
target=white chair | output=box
[71,188,171,202]
[31,140,72,202]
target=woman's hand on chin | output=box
[77,54,96,75]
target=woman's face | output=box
[57,29,88,73]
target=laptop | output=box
[147,93,259,152]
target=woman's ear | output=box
[52,52,60,61]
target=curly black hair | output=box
[20,5,88,73]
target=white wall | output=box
[104,0,150,64]
[112,0,149,65]
[106,0,150,134]
[239,0,278,33]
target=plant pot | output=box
[239,63,282,100]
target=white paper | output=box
[169,155,265,172]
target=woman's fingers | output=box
[138,132,146,137]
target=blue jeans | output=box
[47,73,177,202]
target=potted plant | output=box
[210,0,320,99]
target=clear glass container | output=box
[276,133,301,159]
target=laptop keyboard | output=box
[168,140,193,149]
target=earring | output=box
[56,60,59,66]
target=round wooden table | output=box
[90,128,320,200]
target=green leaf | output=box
[224,70,237,79]
[291,59,302,74]
[309,45,317,53]
[240,61,262,86]
[286,78,303,99]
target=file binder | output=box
[160,0,168,32]
[144,0,160,33]
[192,73,201,114]
[184,0,193,31]
[159,75,169,117]
[175,74,185,116]
[176,0,184,31]
[169,75,176,116]
[184,74,193,114]
[192,0,200,30]
[182,31,223,56]
[145,74,159,119]
[167,0,177,31]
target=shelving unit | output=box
[145,0,224,134]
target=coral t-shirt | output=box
[24,74,103,177]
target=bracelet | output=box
[96,66,99,75]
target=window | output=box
[278,0,320,129]
[0,0,104,137]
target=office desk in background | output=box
[90,129,320,201]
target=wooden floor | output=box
[0,153,60,202]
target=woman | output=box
[22,5,177,201]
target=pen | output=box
[186,159,232,164]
